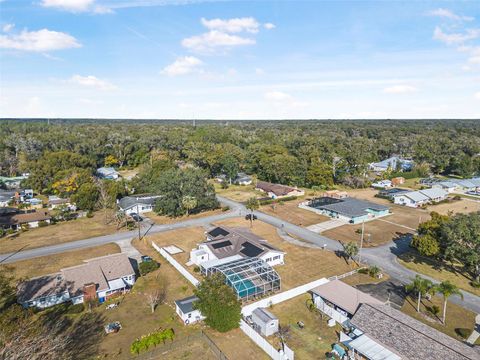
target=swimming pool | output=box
[226,273,258,298]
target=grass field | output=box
[401,293,477,341]
[268,293,341,359]
[260,198,330,227]
[0,212,121,254]
[2,243,120,280]
[398,250,480,297]
[145,208,224,225]
[214,218,362,289]
[214,183,264,202]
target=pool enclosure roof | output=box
[204,257,281,301]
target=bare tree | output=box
[275,324,291,352]
[95,179,114,225]
[144,288,167,313]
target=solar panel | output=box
[211,240,232,249]
[240,242,264,257]
[208,227,230,238]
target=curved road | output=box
[1,195,479,314]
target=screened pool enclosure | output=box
[202,257,281,301]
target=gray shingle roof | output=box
[351,303,479,360]
[118,195,160,211]
[175,295,199,314]
[252,307,277,324]
[309,197,389,218]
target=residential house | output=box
[369,156,414,172]
[310,280,382,326]
[377,188,410,200]
[251,307,279,337]
[190,226,285,268]
[0,175,28,189]
[323,190,348,199]
[174,295,204,325]
[96,167,120,180]
[393,188,448,208]
[256,181,305,199]
[432,181,458,193]
[390,176,405,186]
[48,195,76,211]
[371,180,392,189]
[0,209,51,230]
[17,253,135,308]
[303,197,390,224]
[118,194,161,215]
[346,303,479,360]
[234,172,253,185]
[0,190,15,207]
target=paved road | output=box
[1,195,479,314]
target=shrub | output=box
[221,206,229,212]
[0,228,4,238]
[130,328,175,355]
[358,268,369,274]
[427,304,440,317]
[193,266,200,273]
[139,261,159,276]
[86,210,94,218]
[38,220,49,228]
[470,280,480,288]
[368,265,381,278]
[455,328,471,339]
[259,196,297,205]
[6,229,15,235]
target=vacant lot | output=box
[0,212,121,254]
[268,293,341,359]
[214,218,361,289]
[260,198,330,227]
[428,198,480,215]
[2,243,120,280]
[145,208,224,225]
[398,250,480,297]
[401,293,477,341]
[323,219,414,247]
[214,183,263,202]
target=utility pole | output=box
[359,220,365,264]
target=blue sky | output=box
[0,0,479,119]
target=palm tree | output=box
[182,195,197,217]
[405,275,434,313]
[245,197,259,228]
[436,281,463,324]
[343,242,359,264]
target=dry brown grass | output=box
[144,209,223,225]
[2,243,120,280]
[214,218,361,289]
[323,219,414,247]
[260,199,330,227]
[401,294,477,341]
[214,183,263,202]
[0,212,121,254]
[427,198,480,215]
[204,328,269,360]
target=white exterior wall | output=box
[24,291,70,308]
[125,204,154,215]
[312,293,349,326]
[240,320,293,360]
[394,195,421,208]
[175,305,204,325]
[260,252,284,267]
[71,295,84,305]
[190,247,214,266]
[122,274,136,286]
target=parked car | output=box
[141,255,153,262]
[130,212,143,222]
[104,321,122,334]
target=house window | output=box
[188,313,192,318]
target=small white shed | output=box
[251,307,279,337]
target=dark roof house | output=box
[351,303,479,360]
[256,181,304,198]
[174,295,199,314]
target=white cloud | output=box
[255,68,265,75]
[182,30,255,53]
[40,0,113,13]
[69,75,117,90]
[429,8,474,22]
[161,56,202,76]
[0,28,81,51]
[264,90,292,101]
[475,92,480,100]
[433,26,480,45]
[264,23,275,30]
[200,17,260,33]
[2,23,14,32]
[383,85,418,94]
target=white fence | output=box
[242,277,329,316]
[328,268,364,281]
[152,243,200,287]
[240,320,292,360]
